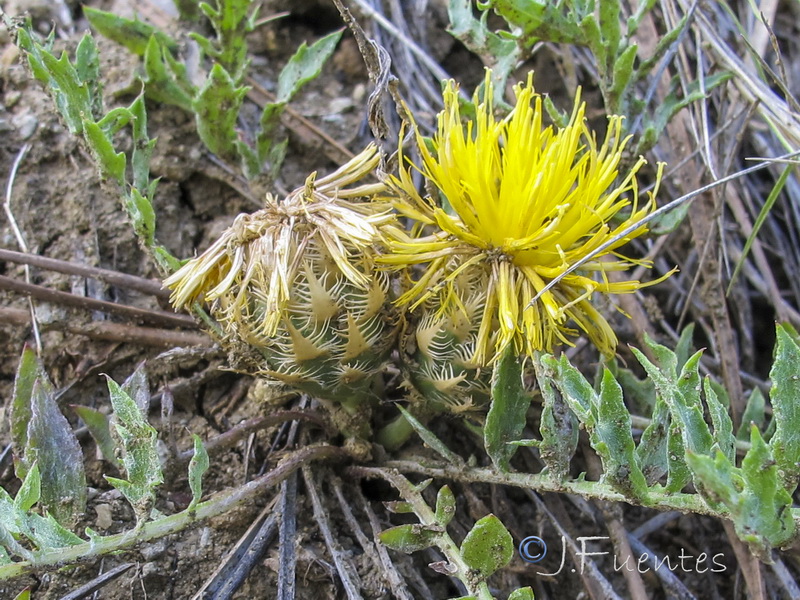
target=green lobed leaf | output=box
[276,30,343,103]
[674,323,696,371]
[769,324,800,491]
[690,426,796,558]
[142,35,195,112]
[26,378,87,526]
[196,0,256,78]
[84,7,177,56]
[704,378,735,463]
[83,118,126,185]
[547,355,647,500]
[10,346,39,480]
[105,375,163,520]
[188,434,209,510]
[254,102,286,176]
[38,46,94,134]
[508,588,535,600]
[598,0,622,72]
[75,33,102,118]
[665,424,691,493]
[635,396,670,484]
[460,514,514,579]
[128,93,158,199]
[379,524,441,554]
[596,369,648,500]
[125,187,157,245]
[447,0,520,102]
[535,358,578,481]
[434,486,456,527]
[632,347,714,457]
[16,27,92,134]
[609,43,637,114]
[193,63,249,163]
[738,426,796,553]
[737,387,765,441]
[485,346,532,471]
[396,406,464,465]
[25,511,83,549]
[71,405,119,467]
[14,463,40,513]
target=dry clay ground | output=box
[0,0,799,599]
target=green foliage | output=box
[1,359,210,578]
[396,405,464,465]
[687,427,795,560]
[767,325,800,490]
[188,435,210,511]
[459,514,514,578]
[104,366,163,522]
[10,348,86,526]
[71,405,119,468]
[540,355,648,501]
[379,478,519,600]
[449,1,729,155]
[532,324,800,558]
[84,3,342,180]
[13,22,177,272]
[484,346,533,471]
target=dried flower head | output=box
[164,145,400,406]
[382,72,670,364]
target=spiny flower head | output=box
[382,72,669,364]
[164,145,401,408]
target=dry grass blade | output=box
[357,485,423,600]
[58,562,136,600]
[277,472,298,599]
[525,491,623,600]
[330,476,416,600]
[191,506,279,600]
[302,466,364,599]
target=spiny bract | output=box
[164,145,401,411]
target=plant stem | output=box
[356,461,800,526]
[379,470,494,600]
[0,445,348,580]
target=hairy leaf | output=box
[379,523,441,554]
[546,355,647,500]
[535,359,578,481]
[26,379,86,526]
[105,375,163,520]
[434,486,456,527]
[84,7,177,56]
[485,346,532,471]
[193,63,248,163]
[188,434,209,510]
[142,35,195,112]
[460,514,513,578]
[10,346,39,480]
[769,324,800,491]
[276,30,343,103]
[72,405,119,468]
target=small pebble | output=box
[13,112,38,140]
[95,503,113,530]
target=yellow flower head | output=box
[382,72,669,364]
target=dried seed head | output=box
[164,145,402,406]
